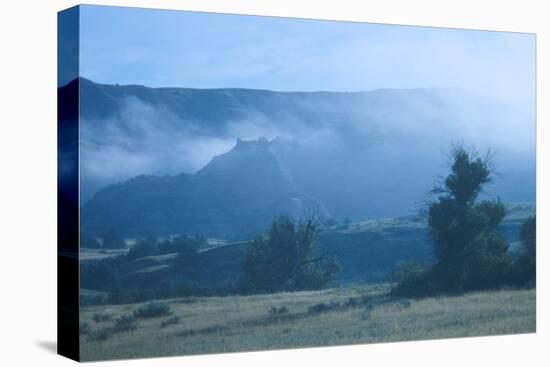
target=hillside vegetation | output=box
[79,202,535,306]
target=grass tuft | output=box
[133,302,172,319]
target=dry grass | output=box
[79,285,535,361]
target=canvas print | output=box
[57,4,536,362]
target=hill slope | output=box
[81,138,325,238]
[74,78,536,220]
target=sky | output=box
[78,4,535,112]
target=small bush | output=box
[391,265,442,298]
[92,312,113,323]
[308,301,340,314]
[133,302,172,319]
[112,315,137,333]
[160,316,181,329]
[391,261,440,297]
[268,306,288,315]
[308,303,329,314]
[344,295,371,308]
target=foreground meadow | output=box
[80,285,535,361]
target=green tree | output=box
[394,145,512,296]
[428,146,512,292]
[240,214,338,294]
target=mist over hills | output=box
[75,77,535,236]
[82,138,326,238]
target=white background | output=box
[0,0,547,365]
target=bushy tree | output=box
[240,214,338,294]
[394,145,513,296]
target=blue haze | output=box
[79,5,535,112]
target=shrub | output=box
[133,302,172,319]
[343,295,370,308]
[112,315,137,333]
[160,316,181,329]
[392,264,444,297]
[307,301,340,314]
[268,306,288,315]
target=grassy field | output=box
[79,285,535,361]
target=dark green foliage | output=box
[394,145,513,296]
[133,302,172,319]
[391,261,429,284]
[239,215,338,294]
[514,216,536,286]
[462,226,512,290]
[112,315,137,333]
[391,267,441,297]
[307,301,340,314]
